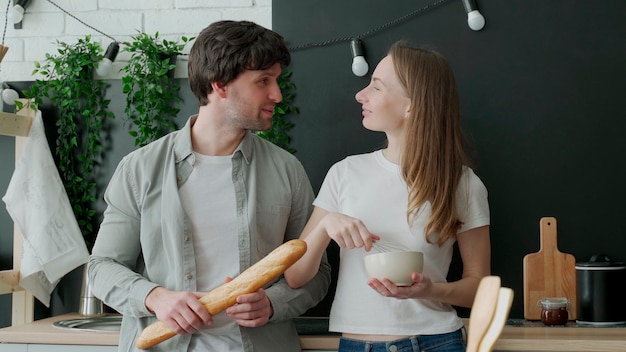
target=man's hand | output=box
[145,287,213,335]
[225,288,273,327]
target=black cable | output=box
[46,0,118,43]
[2,0,10,45]
[10,0,451,55]
[287,0,451,51]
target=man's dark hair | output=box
[188,20,291,106]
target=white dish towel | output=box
[2,111,89,307]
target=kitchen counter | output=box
[1,314,626,351]
[0,314,338,350]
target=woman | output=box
[285,41,490,352]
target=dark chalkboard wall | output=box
[1,0,625,327]
[273,0,626,319]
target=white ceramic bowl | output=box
[364,251,424,286]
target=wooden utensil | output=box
[466,276,501,352]
[0,45,8,63]
[523,217,577,320]
[478,287,514,352]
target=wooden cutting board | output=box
[523,217,577,320]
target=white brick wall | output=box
[0,0,271,81]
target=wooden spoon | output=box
[466,276,501,352]
[478,287,514,352]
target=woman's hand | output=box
[367,272,433,299]
[367,225,491,307]
[320,212,380,251]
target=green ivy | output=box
[256,68,298,153]
[21,35,114,250]
[121,32,193,147]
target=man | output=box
[89,20,331,352]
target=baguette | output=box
[135,239,307,349]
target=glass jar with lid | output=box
[537,297,570,325]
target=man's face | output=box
[223,63,283,132]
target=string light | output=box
[26,0,455,79]
[462,0,486,31]
[287,0,451,52]
[4,0,476,81]
[1,82,19,105]
[287,0,485,76]
[9,0,31,29]
[7,5,24,24]
[350,39,369,77]
[95,42,120,77]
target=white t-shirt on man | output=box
[180,152,243,351]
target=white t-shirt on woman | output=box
[314,150,490,336]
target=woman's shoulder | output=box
[460,166,489,194]
[336,150,380,166]
[462,166,485,182]
[325,151,388,177]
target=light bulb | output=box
[467,10,485,31]
[462,0,486,31]
[350,38,369,77]
[2,87,19,105]
[352,56,369,77]
[7,5,24,24]
[95,42,120,77]
[96,59,113,77]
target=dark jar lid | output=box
[575,254,626,270]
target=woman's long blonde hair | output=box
[390,41,472,246]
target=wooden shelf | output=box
[0,99,37,327]
[0,111,33,137]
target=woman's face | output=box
[355,55,410,135]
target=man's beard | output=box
[225,92,273,131]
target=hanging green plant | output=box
[256,68,298,153]
[121,32,194,147]
[20,35,114,250]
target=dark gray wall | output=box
[1,0,625,327]
[273,0,626,319]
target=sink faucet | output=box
[79,262,104,316]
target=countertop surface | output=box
[0,314,338,350]
[2,314,626,351]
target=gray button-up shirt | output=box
[89,116,331,352]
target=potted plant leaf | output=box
[121,32,193,147]
[21,35,114,250]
